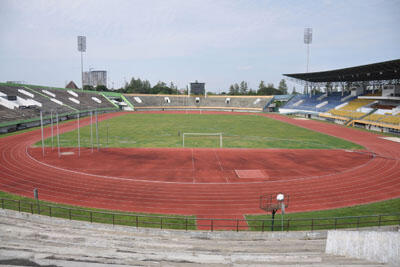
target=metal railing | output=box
[1,197,399,232]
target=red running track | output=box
[0,111,400,230]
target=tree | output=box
[95,85,108,91]
[248,88,256,95]
[228,85,235,95]
[292,86,298,95]
[258,82,282,95]
[258,81,266,91]
[228,83,240,95]
[233,83,240,95]
[239,81,248,95]
[83,85,94,91]
[278,79,288,94]
[122,77,153,94]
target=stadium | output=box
[1,1,400,266]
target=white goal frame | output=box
[182,133,223,148]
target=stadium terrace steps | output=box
[282,92,356,113]
[0,209,386,266]
[0,85,71,117]
[326,99,376,119]
[23,85,116,112]
[0,84,117,127]
[0,105,40,122]
[125,94,273,111]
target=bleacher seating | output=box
[0,84,117,126]
[34,87,115,111]
[282,92,356,113]
[125,94,273,111]
[329,109,365,119]
[325,99,375,119]
[363,113,400,125]
[0,105,40,122]
[337,99,374,111]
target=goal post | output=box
[182,133,223,148]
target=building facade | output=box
[83,70,107,87]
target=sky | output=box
[0,0,399,93]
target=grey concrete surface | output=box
[326,230,400,266]
[0,209,389,266]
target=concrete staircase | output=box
[0,209,386,266]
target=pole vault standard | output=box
[77,113,80,157]
[95,110,99,151]
[40,111,45,157]
[50,110,54,151]
[56,113,60,158]
[90,111,93,153]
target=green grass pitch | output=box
[41,113,363,149]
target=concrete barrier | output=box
[326,230,400,265]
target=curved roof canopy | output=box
[284,59,400,83]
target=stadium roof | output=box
[284,59,400,83]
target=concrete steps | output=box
[0,209,388,266]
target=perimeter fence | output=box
[1,197,399,232]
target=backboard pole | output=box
[50,110,54,151]
[77,113,80,157]
[56,113,60,158]
[40,111,45,157]
[95,110,99,151]
[90,111,93,153]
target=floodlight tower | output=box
[304,28,312,96]
[77,36,86,89]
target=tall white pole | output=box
[50,111,54,151]
[304,28,312,97]
[81,51,84,90]
[77,113,80,156]
[306,43,310,73]
[56,113,60,158]
[90,111,93,153]
[78,36,86,89]
[40,111,45,157]
[95,110,99,151]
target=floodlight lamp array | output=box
[304,28,312,44]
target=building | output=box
[190,81,205,95]
[65,81,79,89]
[83,70,107,87]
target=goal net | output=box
[182,133,223,148]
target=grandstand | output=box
[282,59,400,133]
[0,83,118,133]
[282,92,356,114]
[125,94,273,112]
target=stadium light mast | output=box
[304,28,312,96]
[77,36,86,90]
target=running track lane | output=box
[0,111,400,230]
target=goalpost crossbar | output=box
[182,133,223,148]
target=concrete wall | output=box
[326,230,400,265]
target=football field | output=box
[41,113,362,150]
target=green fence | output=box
[1,197,399,232]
